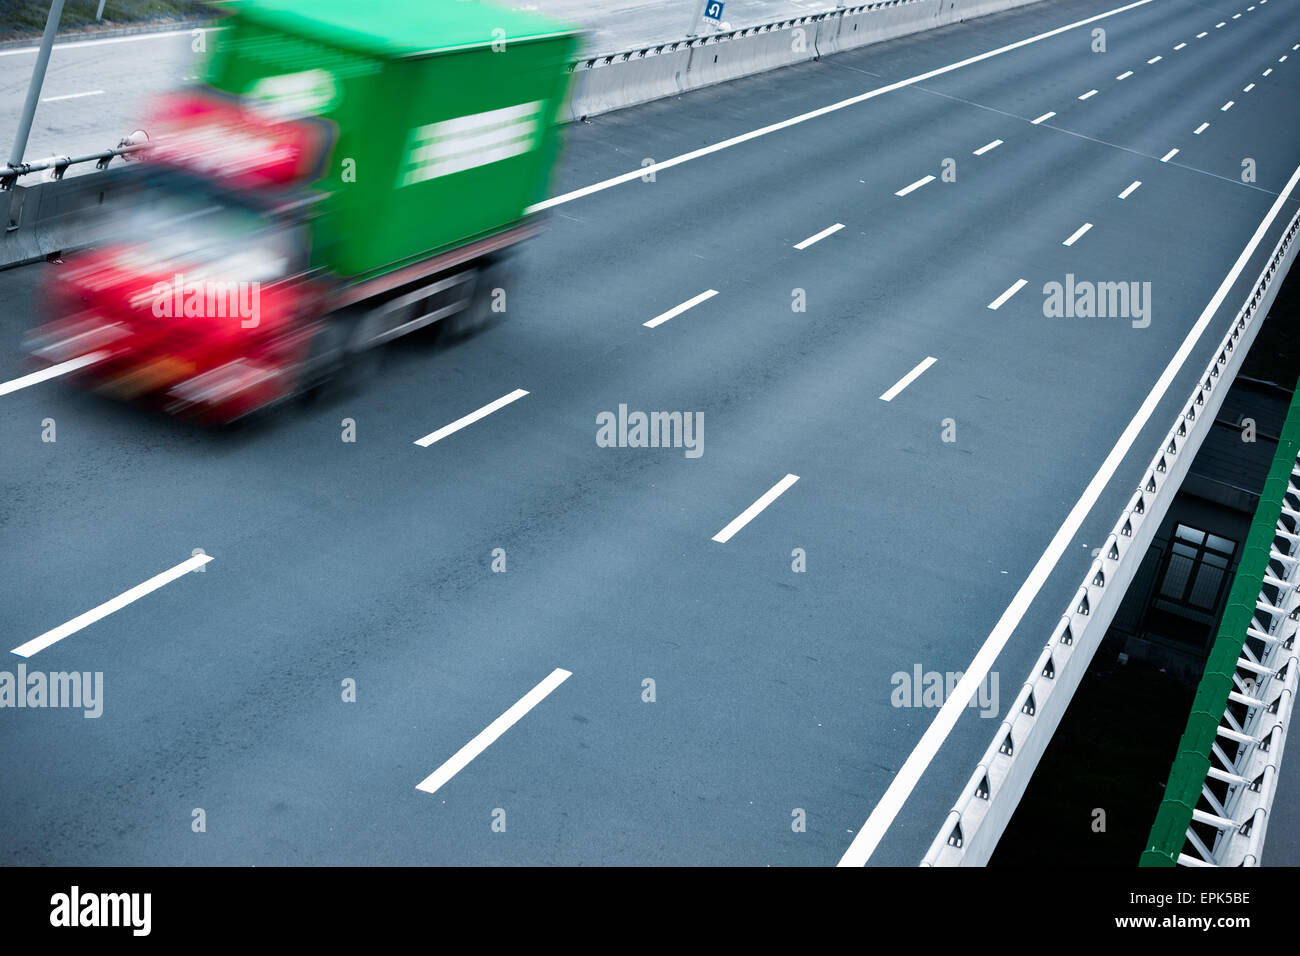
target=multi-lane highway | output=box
[2,0,1299,866]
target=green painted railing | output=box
[1141,372,1300,866]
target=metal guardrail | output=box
[920,204,1300,866]
[1142,378,1300,867]
[0,133,150,190]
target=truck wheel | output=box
[439,257,507,342]
[301,310,383,403]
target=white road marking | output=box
[1221,100,1235,111]
[1233,12,1241,18]
[879,356,937,402]
[0,27,221,57]
[1216,21,1226,27]
[1147,55,1162,63]
[1078,89,1099,100]
[794,223,844,249]
[528,0,1158,213]
[11,553,213,658]
[1197,31,1208,38]
[415,668,572,795]
[1280,55,1289,62]
[1116,70,1134,79]
[642,289,718,328]
[838,158,1300,868]
[0,351,106,397]
[414,389,529,446]
[1174,42,1187,50]
[1062,222,1093,246]
[40,89,104,103]
[1031,111,1056,124]
[1194,122,1209,134]
[988,278,1028,310]
[1161,147,1180,162]
[1263,68,1273,75]
[1244,83,1255,92]
[973,139,1003,155]
[713,474,800,543]
[1118,180,1142,199]
[895,174,936,196]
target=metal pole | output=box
[9,0,67,168]
[97,0,107,20]
[686,2,707,38]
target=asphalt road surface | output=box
[1,0,1299,865]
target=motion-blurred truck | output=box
[25,0,581,422]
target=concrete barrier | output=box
[0,166,139,270]
[569,0,1044,118]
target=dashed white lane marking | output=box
[879,356,938,402]
[1280,55,1289,63]
[1174,42,1187,50]
[895,174,936,196]
[642,289,719,329]
[1147,55,1162,63]
[1161,148,1180,162]
[1078,88,1099,100]
[11,553,213,658]
[1221,100,1235,111]
[794,223,844,249]
[1244,83,1255,92]
[528,0,1158,214]
[973,139,1003,155]
[1232,12,1241,18]
[838,158,1300,869]
[988,279,1028,310]
[1216,21,1226,28]
[1062,222,1094,246]
[414,388,529,446]
[1031,111,1056,124]
[1194,122,1210,134]
[712,474,800,544]
[1116,70,1134,79]
[1197,31,1208,38]
[0,352,107,397]
[1264,68,1273,75]
[415,668,572,796]
[1118,180,1142,199]
[40,89,104,102]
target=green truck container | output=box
[27,0,583,423]
[206,0,581,280]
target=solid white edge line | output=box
[973,139,1003,155]
[40,89,105,102]
[794,222,845,249]
[415,668,572,795]
[987,278,1028,310]
[879,356,937,402]
[712,474,800,544]
[838,160,1300,868]
[643,289,719,327]
[11,553,213,658]
[895,174,936,197]
[1031,111,1056,124]
[0,27,221,57]
[1118,180,1142,199]
[414,388,529,446]
[525,0,1158,213]
[0,351,107,397]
